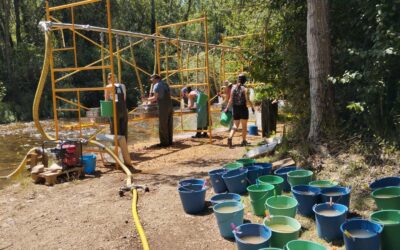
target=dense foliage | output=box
[0,0,398,145]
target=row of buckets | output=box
[178,158,400,250]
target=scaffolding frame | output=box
[156,16,213,143]
[45,0,120,157]
[42,1,262,151]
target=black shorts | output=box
[232,105,249,120]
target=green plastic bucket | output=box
[257,175,284,195]
[100,100,113,117]
[263,215,301,248]
[287,170,314,187]
[236,158,256,167]
[265,195,298,218]
[220,112,232,127]
[370,210,400,250]
[309,180,337,189]
[247,184,275,216]
[196,92,208,106]
[371,187,400,210]
[223,162,243,171]
[285,240,327,250]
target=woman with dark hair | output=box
[181,86,209,138]
[224,74,255,148]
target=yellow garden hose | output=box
[132,189,150,250]
[31,31,150,249]
[0,147,37,179]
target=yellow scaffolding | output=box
[45,0,119,156]
[156,16,213,143]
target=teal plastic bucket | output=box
[257,175,284,195]
[287,170,314,187]
[236,158,256,167]
[285,240,327,250]
[81,154,96,174]
[371,186,400,210]
[178,184,207,214]
[213,201,244,238]
[247,184,275,216]
[308,180,337,189]
[100,100,113,117]
[234,223,272,250]
[370,209,400,250]
[265,195,298,218]
[263,215,301,248]
[224,162,244,171]
[220,111,232,127]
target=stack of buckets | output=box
[178,158,400,250]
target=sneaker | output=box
[227,138,233,148]
[240,140,250,146]
[201,133,208,138]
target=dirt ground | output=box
[1,130,398,250]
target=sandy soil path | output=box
[0,132,252,250]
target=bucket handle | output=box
[250,190,274,202]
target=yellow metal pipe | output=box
[53,65,110,72]
[169,83,207,88]
[159,67,207,74]
[204,15,213,144]
[53,47,74,52]
[56,95,90,110]
[71,7,78,67]
[48,0,101,12]
[158,17,205,29]
[106,0,119,158]
[129,43,144,97]
[56,87,112,92]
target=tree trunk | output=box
[1,0,12,83]
[14,0,21,44]
[150,0,155,34]
[306,0,332,142]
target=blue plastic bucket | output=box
[178,184,207,214]
[247,166,263,185]
[369,176,400,191]
[291,185,321,216]
[274,166,298,192]
[178,178,205,187]
[313,203,348,241]
[213,201,244,238]
[81,154,96,174]
[222,168,249,195]
[320,186,351,208]
[248,125,258,136]
[254,162,273,176]
[208,168,228,193]
[234,223,272,250]
[210,193,242,206]
[340,219,383,250]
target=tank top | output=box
[232,85,246,106]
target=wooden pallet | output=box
[36,167,83,186]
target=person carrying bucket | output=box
[181,86,209,138]
[220,80,234,131]
[104,73,128,141]
[224,73,255,148]
[144,74,173,147]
